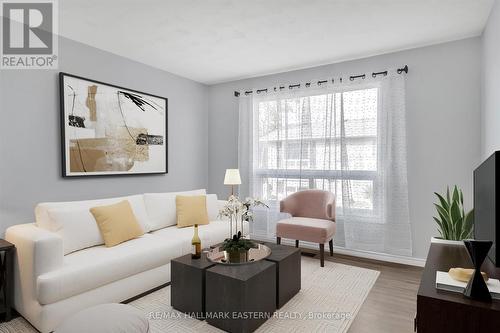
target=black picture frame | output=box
[59,72,168,177]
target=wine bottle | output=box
[192,224,201,259]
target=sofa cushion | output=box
[36,194,152,233]
[36,233,184,305]
[36,218,234,305]
[90,201,144,247]
[143,189,206,231]
[151,219,242,254]
[47,208,104,255]
[199,219,236,245]
[151,224,212,255]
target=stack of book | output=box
[435,271,500,300]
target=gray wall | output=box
[208,38,482,259]
[0,36,209,232]
[481,0,500,158]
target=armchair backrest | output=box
[279,190,335,221]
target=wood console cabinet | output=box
[416,243,500,332]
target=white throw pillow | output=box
[48,208,104,255]
[144,189,206,230]
[35,194,151,233]
[206,194,219,221]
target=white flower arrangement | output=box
[218,195,268,238]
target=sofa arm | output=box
[6,223,63,278]
[5,224,63,328]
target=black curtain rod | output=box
[234,65,408,97]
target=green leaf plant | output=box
[433,185,474,241]
[222,231,257,252]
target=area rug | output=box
[0,257,379,333]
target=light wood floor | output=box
[301,247,423,333]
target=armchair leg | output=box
[295,240,299,248]
[319,244,325,267]
[277,237,281,245]
[329,239,333,256]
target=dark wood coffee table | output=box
[170,242,301,333]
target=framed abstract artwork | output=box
[59,72,168,177]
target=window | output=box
[253,87,379,216]
[241,73,411,256]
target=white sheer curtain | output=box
[238,71,412,257]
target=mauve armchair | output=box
[276,190,336,267]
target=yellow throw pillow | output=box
[90,200,144,247]
[176,195,209,228]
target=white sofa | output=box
[5,189,233,333]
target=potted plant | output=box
[221,231,258,263]
[432,185,474,245]
[218,195,268,262]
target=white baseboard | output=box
[252,234,426,267]
[328,245,426,267]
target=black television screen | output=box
[474,151,499,266]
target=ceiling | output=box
[59,0,494,84]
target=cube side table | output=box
[205,261,276,333]
[263,242,301,308]
[170,254,215,319]
[0,239,15,322]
